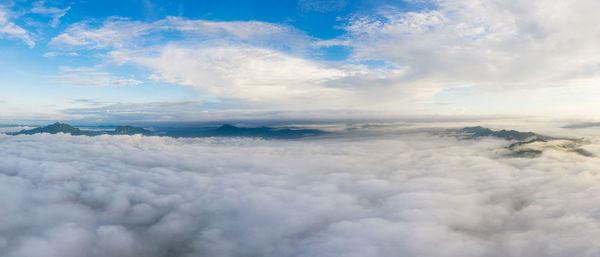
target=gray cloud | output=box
[62,101,210,123]
[563,122,600,129]
[0,130,599,256]
[61,101,516,124]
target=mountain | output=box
[8,123,326,139]
[9,123,151,136]
[112,126,153,136]
[10,123,101,136]
[166,124,327,139]
[458,126,543,141]
[506,138,593,158]
[454,126,592,158]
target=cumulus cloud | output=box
[45,1,600,112]
[0,7,34,47]
[53,66,142,87]
[49,15,433,109]
[109,46,362,108]
[340,0,600,90]
[107,44,440,109]
[1,130,600,256]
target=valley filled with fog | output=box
[1,127,600,257]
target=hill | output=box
[454,126,592,157]
[10,123,152,136]
[8,123,326,139]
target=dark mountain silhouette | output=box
[8,123,326,139]
[10,123,101,136]
[166,124,327,139]
[458,126,543,141]
[10,123,151,136]
[113,126,153,135]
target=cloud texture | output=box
[1,131,600,256]
[0,7,34,47]
[342,0,600,89]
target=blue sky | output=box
[2,0,600,123]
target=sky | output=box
[2,0,600,123]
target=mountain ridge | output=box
[7,122,327,139]
[454,126,592,158]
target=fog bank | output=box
[0,132,599,256]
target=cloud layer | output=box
[1,131,600,256]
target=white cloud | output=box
[50,17,310,52]
[0,7,34,47]
[43,51,79,57]
[1,130,600,256]
[53,66,142,87]
[341,0,600,90]
[48,15,463,110]
[0,126,35,133]
[50,18,154,48]
[30,1,70,27]
[112,44,447,109]
[50,17,435,110]
[110,46,360,108]
[47,1,600,113]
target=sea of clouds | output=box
[1,130,600,257]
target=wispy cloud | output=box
[42,51,79,58]
[53,66,142,87]
[50,17,311,52]
[62,101,208,122]
[0,7,34,47]
[30,1,70,27]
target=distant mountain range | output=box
[9,123,153,136]
[455,126,592,157]
[457,126,544,141]
[165,124,326,139]
[7,122,327,139]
